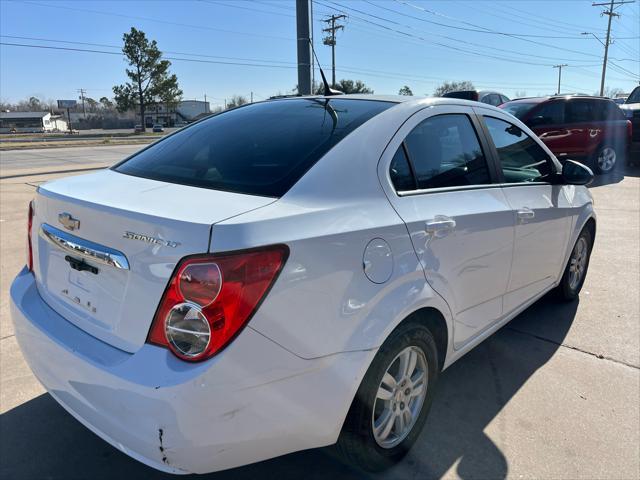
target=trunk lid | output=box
[32,169,274,352]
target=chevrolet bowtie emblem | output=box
[58,212,80,231]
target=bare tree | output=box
[226,95,248,109]
[433,81,475,97]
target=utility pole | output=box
[322,14,346,88]
[77,88,86,118]
[251,91,254,103]
[553,64,568,94]
[296,0,313,95]
[591,0,635,96]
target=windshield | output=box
[627,87,640,104]
[500,102,538,119]
[115,98,393,197]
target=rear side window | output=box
[402,114,491,190]
[565,100,593,123]
[115,99,393,197]
[484,94,502,106]
[389,146,416,191]
[484,116,552,183]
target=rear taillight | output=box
[148,245,289,362]
[627,120,632,142]
[27,200,34,272]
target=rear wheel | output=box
[557,228,593,301]
[593,145,617,174]
[337,322,439,472]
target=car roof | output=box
[505,94,613,104]
[269,94,503,110]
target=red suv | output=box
[500,95,631,174]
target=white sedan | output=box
[11,95,595,474]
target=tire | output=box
[337,321,439,472]
[557,227,593,301]
[593,145,617,174]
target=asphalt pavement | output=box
[0,145,638,479]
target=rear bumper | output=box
[10,268,371,474]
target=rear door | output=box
[380,106,515,349]
[477,109,573,315]
[526,101,571,158]
[563,99,601,157]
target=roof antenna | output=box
[309,39,344,96]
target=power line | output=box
[386,0,619,58]
[16,0,294,42]
[316,0,602,68]
[0,34,297,66]
[0,40,562,95]
[0,42,298,69]
[200,0,295,18]
[498,3,608,34]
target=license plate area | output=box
[37,228,129,333]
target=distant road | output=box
[0,144,144,177]
[0,127,178,142]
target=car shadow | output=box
[0,294,578,480]
[588,159,640,188]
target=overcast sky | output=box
[1,0,639,108]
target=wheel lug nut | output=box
[405,388,410,395]
[400,402,405,410]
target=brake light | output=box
[627,119,632,143]
[27,201,34,272]
[148,245,289,362]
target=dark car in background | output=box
[442,90,510,106]
[500,95,632,174]
[619,86,640,162]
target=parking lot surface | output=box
[1,146,638,479]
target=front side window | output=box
[115,99,393,197]
[484,116,553,184]
[530,101,564,126]
[402,114,491,189]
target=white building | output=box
[0,112,68,133]
[144,100,210,127]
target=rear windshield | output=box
[500,102,537,119]
[114,98,393,197]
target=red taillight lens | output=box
[147,245,289,362]
[27,200,34,272]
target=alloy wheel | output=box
[372,346,428,449]
[568,237,588,290]
[597,147,616,173]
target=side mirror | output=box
[562,160,594,186]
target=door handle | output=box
[517,208,535,222]
[426,216,456,238]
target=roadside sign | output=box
[57,100,77,108]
